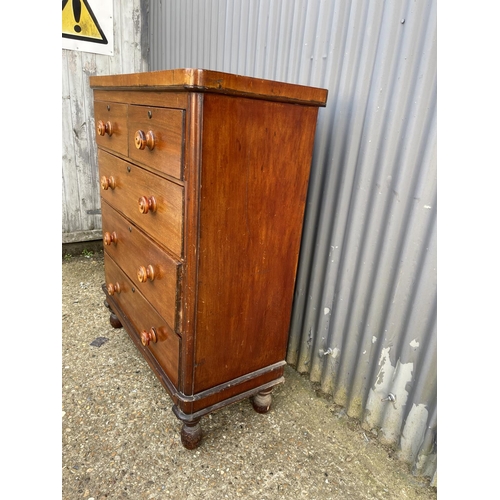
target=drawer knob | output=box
[107,282,121,295]
[101,175,116,190]
[137,264,155,282]
[103,231,118,246]
[135,130,155,150]
[140,327,158,346]
[138,195,157,214]
[97,120,113,136]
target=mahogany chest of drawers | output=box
[89,69,327,448]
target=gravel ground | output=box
[62,251,437,500]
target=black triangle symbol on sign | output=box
[62,0,108,45]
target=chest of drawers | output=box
[90,69,327,449]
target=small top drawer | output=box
[128,105,184,180]
[94,101,128,156]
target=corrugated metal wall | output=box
[149,0,436,481]
[62,0,150,244]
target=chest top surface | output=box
[89,68,328,106]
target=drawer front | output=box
[99,150,183,258]
[104,253,180,387]
[94,101,128,156]
[128,105,184,180]
[101,200,182,332]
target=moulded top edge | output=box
[89,68,328,106]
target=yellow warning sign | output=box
[62,0,108,45]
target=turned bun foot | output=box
[180,420,202,449]
[109,312,122,329]
[251,388,273,413]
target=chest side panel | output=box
[193,93,319,393]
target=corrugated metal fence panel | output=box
[150,0,436,480]
[62,0,149,243]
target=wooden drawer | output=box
[101,200,182,333]
[104,253,180,387]
[94,101,128,156]
[128,105,184,180]
[99,150,184,258]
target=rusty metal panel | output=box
[149,0,437,480]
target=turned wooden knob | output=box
[137,264,155,282]
[140,327,157,346]
[135,130,155,150]
[101,175,116,190]
[103,231,117,246]
[97,120,113,136]
[138,195,157,214]
[107,282,121,295]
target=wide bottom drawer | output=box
[98,149,184,257]
[101,200,182,333]
[104,253,180,387]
